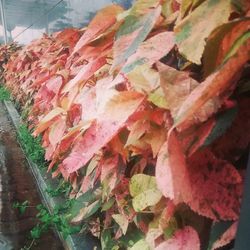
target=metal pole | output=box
[0,0,7,44]
[42,0,49,34]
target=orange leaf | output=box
[174,40,250,128]
[73,5,124,54]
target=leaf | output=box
[69,187,101,224]
[129,239,151,250]
[203,18,250,76]
[156,129,192,204]
[126,64,160,93]
[175,0,232,64]
[112,214,129,235]
[148,87,168,109]
[155,226,200,250]
[62,91,144,173]
[146,228,163,248]
[62,57,106,94]
[125,119,150,147]
[132,189,163,212]
[211,221,238,250]
[71,200,101,224]
[122,32,175,73]
[203,105,237,147]
[174,40,250,128]
[129,174,162,212]
[102,197,115,212]
[72,5,124,54]
[129,0,161,16]
[212,98,250,162]
[129,174,158,197]
[48,116,67,150]
[111,6,162,71]
[157,63,199,118]
[100,155,120,194]
[187,149,242,220]
[178,0,204,20]
[144,126,166,158]
[33,107,65,136]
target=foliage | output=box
[13,200,29,215]
[45,180,72,197]
[14,200,80,249]
[18,124,46,168]
[3,0,250,249]
[0,85,10,101]
[0,42,21,83]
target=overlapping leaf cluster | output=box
[3,0,250,249]
[0,42,21,83]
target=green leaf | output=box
[129,239,151,250]
[175,0,232,64]
[112,214,129,235]
[129,174,162,212]
[71,200,101,224]
[0,85,10,101]
[129,174,158,197]
[101,229,117,250]
[30,225,43,239]
[132,189,162,212]
[119,227,144,248]
[223,31,250,63]
[148,87,168,109]
[203,106,237,147]
[102,197,115,211]
[112,6,161,71]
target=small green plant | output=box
[31,203,80,239]
[12,200,30,215]
[17,124,46,168]
[46,180,72,197]
[15,200,80,249]
[0,85,10,101]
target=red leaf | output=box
[187,149,242,220]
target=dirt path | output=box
[0,102,63,250]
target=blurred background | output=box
[0,0,133,45]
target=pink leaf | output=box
[211,221,238,250]
[62,91,144,173]
[156,129,192,204]
[155,226,200,250]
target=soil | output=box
[0,102,63,250]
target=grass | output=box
[0,84,10,101]
[17,124,46,169]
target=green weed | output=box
[46,180,72,197]
[0,85,10,101]
[17,124,46,168]
[14,199,79,249]
[13,200,30,215]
